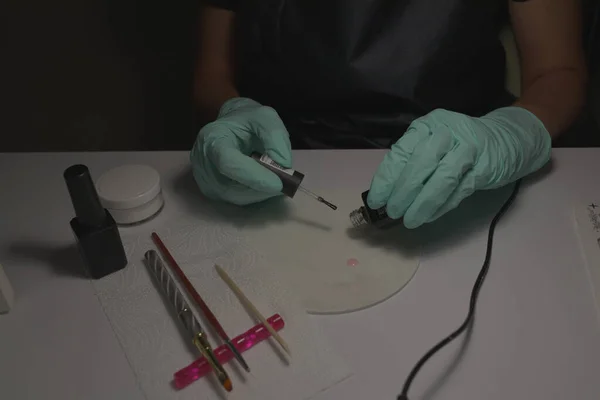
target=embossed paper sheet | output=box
[574,202,600,320]
[92,215,352,400]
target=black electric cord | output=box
[397,178,522,400]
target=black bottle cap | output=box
[250,152,304,197]
[64,164,106,228]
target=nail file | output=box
[573,202,600,320]
[0,263,14,314]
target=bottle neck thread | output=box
[349,207,369,227]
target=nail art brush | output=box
[144,250,232,392]
[151,232,250,372]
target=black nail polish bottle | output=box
[64,164,128,279]
[349,190,402,229]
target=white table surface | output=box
[1,149,600,400]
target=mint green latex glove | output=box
[190,97,292,205]
[367,107,552,228]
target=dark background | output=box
[2,0,599,152]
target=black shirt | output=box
[205,0,513,148]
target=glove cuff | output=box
[218,97,262,118]
[486,106,549,136]
[482,106,552,185]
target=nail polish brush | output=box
[251,152,337,210]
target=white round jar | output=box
[95,164,164,225]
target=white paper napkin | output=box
[91,214,352,400]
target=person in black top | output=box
[190,0,586,228]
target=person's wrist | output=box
[483,106,551,146]
[218,97,262,118]
[478,106,552,187]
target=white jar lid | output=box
[96,164,161,210]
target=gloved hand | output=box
[190,97,292,205]
[367,107,552,228]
